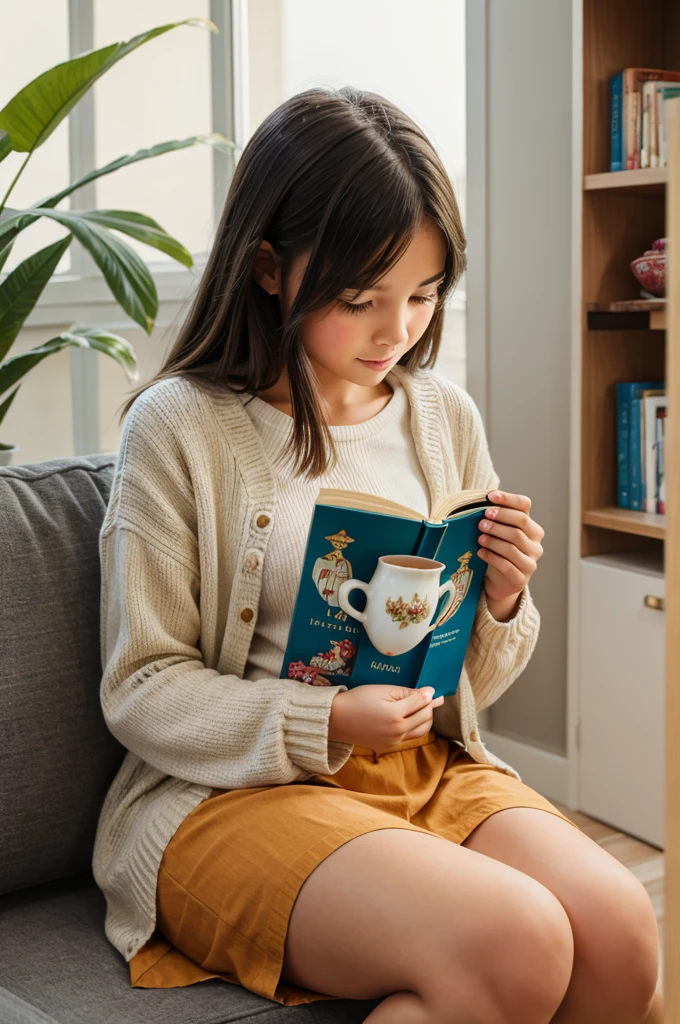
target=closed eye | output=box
[338,294,439,316]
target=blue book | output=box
[616,381,663,508]
[610,71,623,171]
[629,398,643,510]
[281,487,495,700]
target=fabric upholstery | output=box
[0,454,125,896]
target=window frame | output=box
[24,0,248,330]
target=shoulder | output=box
[123,374,206,434]
[393,364,484,432]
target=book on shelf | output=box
[642,391,667,513]
[281,487,497,700]
[616,381,665,512]
[610,68,680,171]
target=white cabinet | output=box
[578,551,665,848]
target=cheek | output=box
[301,309,360,360]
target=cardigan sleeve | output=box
[98,393,354,788]
[99,522,354,787]
[456,386,541,712]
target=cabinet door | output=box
[578,558,665,848]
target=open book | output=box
[280,486,496,699]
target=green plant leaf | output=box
[77,209,192,267]
[33,133,234,210]
[0,19,218,154]
[0,208,36,263]
[0,383,20,433]
[26,208,158,332]
[0,238,14,274]
[0,236,72,361]
[0,131,11,165]
[0,327,138,398]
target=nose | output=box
[374,308,410,350]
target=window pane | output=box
[93,0,214,264]
[249,0,466,386]
[0,0,71,275]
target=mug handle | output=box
[338,579,369,623]
[426,580,455,633]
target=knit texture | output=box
[92,362,541,964]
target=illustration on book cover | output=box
[287,525,474,686]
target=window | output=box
[247,0,467,387]
[0,1,243,307]
[0,0,72,275]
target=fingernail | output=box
[423,687,435,699]
[488,491,501,501]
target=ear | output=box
[252,240,281,295]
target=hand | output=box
[328,684,445,749]
[478,490,545,606]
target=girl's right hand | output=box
[328,684,445,750]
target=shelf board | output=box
[584,168,668,195]
[587,300,666,331]
[583,507,666,540]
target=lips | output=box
[359,356,395,368]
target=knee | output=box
[574,867,660,1021]
[431,875,575,1024]
[488,880,575,1024]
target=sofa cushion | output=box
[0,873,380,1023]
[0,454,126,897]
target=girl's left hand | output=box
[477,490,545,604]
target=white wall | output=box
[467,0,572,755]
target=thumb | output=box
[392,686,436,712]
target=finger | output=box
[401,720,437,741]
[488,490,532,513]
[400,687,436,715]
[479,520,541,557]
[478,548,527,589]
[478,534,536,573]
[399,705,437,735]
[483,506,543,541]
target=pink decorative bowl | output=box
[630,242,666,297]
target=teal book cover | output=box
[281,487,495,700]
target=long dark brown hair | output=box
[118,85,467,480]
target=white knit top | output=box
[92,362,541,965]
[237,371,432,682]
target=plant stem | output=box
[0,151,32,217]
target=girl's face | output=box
[256,217,448,389]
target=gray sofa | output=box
[0,453,380,1024]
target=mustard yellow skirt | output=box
[130,729,579,1006]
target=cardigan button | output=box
[240,607,254,622]
[469,728,480,743]
[243,549,262,574]
[255,513,270,529]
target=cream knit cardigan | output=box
[92,362,540,963]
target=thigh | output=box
[462,807,661,1011]
[281,825,575,1018]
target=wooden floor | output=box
[551,800,665,995]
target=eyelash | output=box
[338,294,439,316]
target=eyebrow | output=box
[355,269,446,293]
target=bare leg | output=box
[461,807,660,1024]
[281,828,575,1023]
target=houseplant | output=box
[0,16,234,465]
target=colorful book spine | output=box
[616,381,664,509]
[610,72,624,171]
[616,383,630,507]
[629,398,642,510]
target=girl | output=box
[93,86,660,1023]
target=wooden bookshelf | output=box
[585,168,668,193]
[575,1,680,1014]
[587,300,666,330]
[579,0,678,557]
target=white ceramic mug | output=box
[337,554,456,657]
